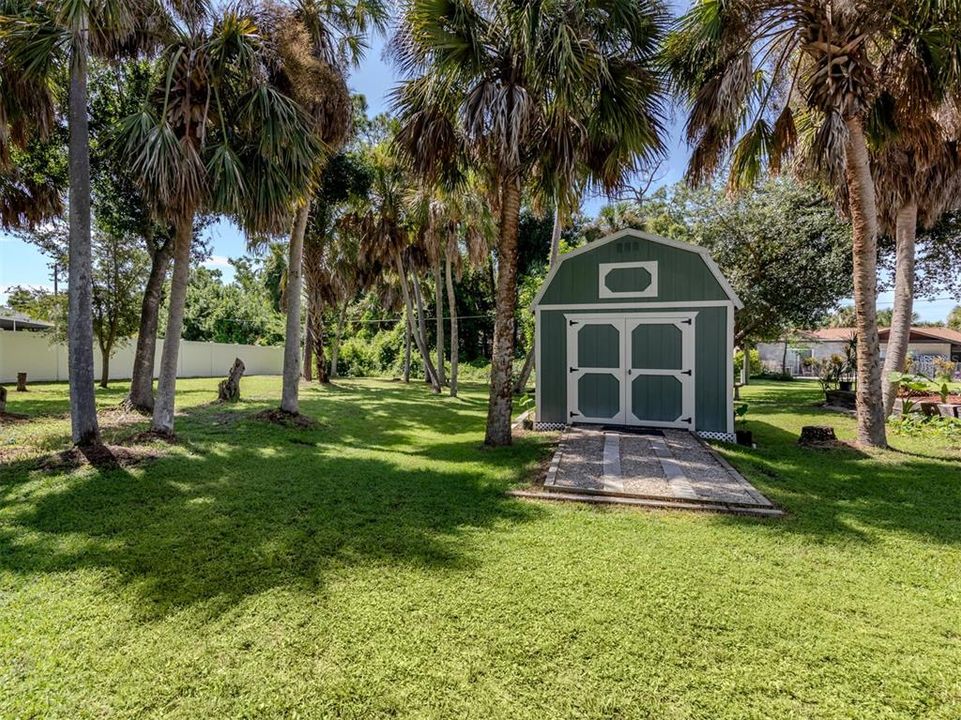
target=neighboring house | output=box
[0,308,53,332]
[758,326,961,377]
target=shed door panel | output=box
[566,319,625,424]
[565,314,695,428]
[625,318,695,428]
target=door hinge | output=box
[569,366,577,373]
[681,318,693,325]
[568,319,579,326]
[682,369,692,376]
[681,417,692,424]
[570,410,580,417]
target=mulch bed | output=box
[37,443,163,472]
[251,409,321,429]
[902,394,961,404]
[0,411,30,424]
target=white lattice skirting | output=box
[533,422,568,432]
[697,431,737,444]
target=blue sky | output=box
[0,34,957,322]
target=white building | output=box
[758,326,961,377]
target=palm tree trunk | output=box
[881,201,918,416]
[549,205,562,267]
[844,117,887,447]
[513,208,562,394]
[445,253,459,397]
[308,301,328,384]
[127,237,172,411]
[152,213,194,433]
[412,269,441,391]
[485,176,522,446]
[281,202,310,413]
[403,312,411,383]
[433,256,446,386]
[100,345,110,388]
[330,302,347,379]
[394,252,440,390]
[67,44,100,446]
[303,315,313,381]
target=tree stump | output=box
[16,372,27,392]
[0,385,6,413]
[798,425,837,445]
[218,358,245,403]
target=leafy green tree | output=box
[948,306,961,331]
[303,150,374,383]
[5,285,64,323]
[393,0,669,445]
[589,179,852,346]
[90,230,148,387]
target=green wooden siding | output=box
[538,305,730,432]
[538,235,728,306]
[536,231,734,433]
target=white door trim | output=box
[565,316,626,424]
[564,312,697,428]
[623,316,696,429]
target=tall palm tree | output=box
[348,141,443,391]
[663,0,961,447]
[0,0,151,446]
[869,11,961,415]
[277,0,386,414]
[419,177,493,396]
[120,5,321,433]
[876,129,961,415]
[392,0,668,445]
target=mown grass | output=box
[1,377,959,719]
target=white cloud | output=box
[203,255,231,268]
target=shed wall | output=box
[538,305,731,433]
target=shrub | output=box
[933,356,956,382]
[734,348,762,378]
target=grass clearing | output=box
[1,377,960,718]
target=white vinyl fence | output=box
[0,330,283,384]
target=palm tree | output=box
[119,5,321,434]
[876,133,961,415]
[348,141,443,391]
[869,15,961,415]
[419,177,493,396]
[392,0,668,445]
[662,0,961,447]
[277,0,387,414]
[0,0,151,446]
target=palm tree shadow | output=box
[0,386,551,621]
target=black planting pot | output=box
[735,429,753,447]
[838,380,854,392]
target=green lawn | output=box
[1,377,959,719]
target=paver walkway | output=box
[512,427,782,517]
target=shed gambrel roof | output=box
[532,229,743,309]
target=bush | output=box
[734,348,762,378]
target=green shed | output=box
[532,229,743,442]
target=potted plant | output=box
[838,337,857,392]
[734,402,753,446]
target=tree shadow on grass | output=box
[715,418,961,546]
[0,382,551,622]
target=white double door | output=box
[565,313,695,428]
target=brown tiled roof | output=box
[805,327,856,341]
[805,326,961,344]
